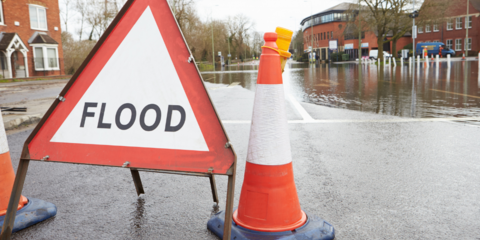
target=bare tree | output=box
[60,0,75,32]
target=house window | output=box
[331,31,333,39]
[455,39,462,51]
[0,2,4,25]
[447,19,453,30]
[465,38,472,50]
[465,16,472,28]
[418,26,423,33]
[446,39,453,49]
[33,46,59,70]
[433,40,439,43]
[433,23,439,32]
[29,5,47,30]
[456,17,462,29]
[425,25,431,32]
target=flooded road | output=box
[202,61,480,123]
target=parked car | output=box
[416,42,455,57]
[369,50,392,59]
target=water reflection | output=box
[202,61,480,119]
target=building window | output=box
[465,38,472,50]
[331,31,333,39]
[327,32,329,39]
[455,39,462,51]
[465,16,472,28]
[418,26,423,33]
[0,2,4,25]
[456,17,462,29]
[447,19,453,30]
[425,25,431,32]
[446,39,453,49]
[29,5,48,30]
[33,46,59,70]
[433,23,439,32]
[433,40,439,42]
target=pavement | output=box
[0,79,68,130]
[3,80,480,239]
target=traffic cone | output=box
[0,111,56,234]
[207,32,335,240]
[431,54,434,61]
[462,52,466,60]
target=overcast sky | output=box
[194,0,354,33]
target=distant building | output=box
[300,3,411,61]
[0,0,64,78]
[416,0,480,56]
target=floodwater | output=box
[201,61,480,123]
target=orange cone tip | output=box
[232,32,307,232]
[0,113,28,216]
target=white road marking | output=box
[287,94,315,122]
[222,117,480,124]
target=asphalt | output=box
[4,81,480,239]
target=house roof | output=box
[0,33,16,51]
[30,34,58,45]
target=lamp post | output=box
[210,4,219,71]
[466,0,469,57]
[358,0,362,64]
[305,0,314,64]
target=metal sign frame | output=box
[0,0,236,239]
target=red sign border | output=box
[21,0,236,175]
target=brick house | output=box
[416,0,480,56]
[301,2,412,61]
[0,0,64,78]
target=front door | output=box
[12,51,26,78]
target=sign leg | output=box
[208,175,219,204]
[130,169,145,196]
[0,159,30,240]
[222,174,235,240]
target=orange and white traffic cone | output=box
[431,54,434,61]
[462,52,466,60]
[0,111,56,233]
[207,32,335,240]
[0,119,28,217]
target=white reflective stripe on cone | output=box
[247,84,292,166]
[0,112,8,155]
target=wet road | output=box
[4,61,480,239]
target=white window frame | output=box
[433,40,439,43]
[455,39,462,51]
[446,39,453,49]
[418,26,423,33]
[31,44,59,71]
[433,23,439,32]
[456,17,462,29]
[425,25,431,32]
[465,16,472,29]
[447,19,453,30]
[465,38,472,50]
[0,1,4,25]
[29,4,48,31]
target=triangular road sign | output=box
[25,0,235,174]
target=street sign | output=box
[413,25,417,39]
[1,0,237,239]
[218,51,221,56]
[329,40,337,50]
[26,1,234,173]
[227,54,231,57]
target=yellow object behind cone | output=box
[275,27,293,72]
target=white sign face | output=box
[218,51,221,56]
[329,40,337,50]
[51,7,208,152]
[413,26,417,39]
[344,43,354,50]
[361,43,369,48]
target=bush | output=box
[330,52,345,62]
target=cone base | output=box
[233,209,307,232]
[208,208,335,240]
[0,198,57,233]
